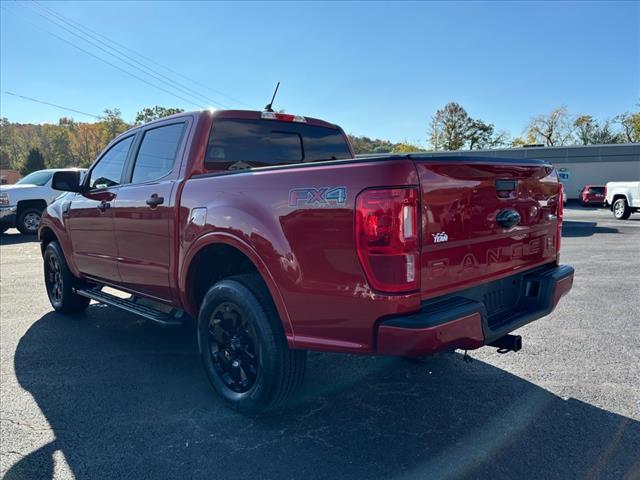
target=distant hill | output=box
[347,135,426,154]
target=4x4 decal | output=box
[289,187,347,207]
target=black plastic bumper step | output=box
[74,288,184,327]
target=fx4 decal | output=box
[289,187,347,208]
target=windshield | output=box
[17,171,53,186]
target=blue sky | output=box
[1,1,638,145]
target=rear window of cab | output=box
[204,118,352,171]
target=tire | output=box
[613,198,631,220]
[197,274,307,413]
[17,207,43,235]
[43,241,90,314]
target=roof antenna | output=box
[264,81,280,112]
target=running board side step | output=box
[74,288,185,327]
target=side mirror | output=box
[51,170,84,193]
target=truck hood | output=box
[0,184,38,191]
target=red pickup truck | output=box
[39,109,574,412]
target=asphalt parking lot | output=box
[1,204,639,480]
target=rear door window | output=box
[131,123,185,183]
[205,118,351,170]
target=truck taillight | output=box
[557,182,564,253]
[355,187,420,293]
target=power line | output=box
[25,1,228,108]
[2,91,103,119]
[32,0,243,107]
[1,4,206,109]
[31,0,251,108]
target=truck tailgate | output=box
[413,157,561,300]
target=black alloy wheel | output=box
[45,251,64,304]
[208,301,260,393]
[197,274,307,413]
[43,241,90,313]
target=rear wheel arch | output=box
[181,236,294,339]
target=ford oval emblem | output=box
[496,209,521,229]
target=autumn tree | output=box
[392,142,425,153]
[574,115,596,145]
[135,106,185,125]
[575,115,623,144]
[0,118,29,171]
[347,135,425,154]
[21,148,46,175]
[100,108,129,143]
[511,137,529,147]
[526,106,575,146]
[41,122,72,168]
[614,111,640,143]
[70,123,104,167]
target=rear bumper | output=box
[376,263,574,356]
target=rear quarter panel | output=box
[179,159,421,353]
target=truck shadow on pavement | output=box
[8,306,640,480]
[0,231,38,246]
[562,221,620,237]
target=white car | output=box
[0,169,86,235]
[605,181,640,220]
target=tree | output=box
[614,112,640,143]
[492,130,511,148]
[21,148,46,175]
[392,142,424,153]
[467,119,496,150]
[135,106,185,125]
[69,123,104,167]
[428,103,509,150]
[511,137,528,147]
[347,135,425,154]
[525,106,574,146]
[428,102,469,151]
[100,108,129,143]
[574,115,596,145]
[574,115,623,145]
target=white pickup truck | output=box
[605,181,640,220]
[0,169,86,234]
